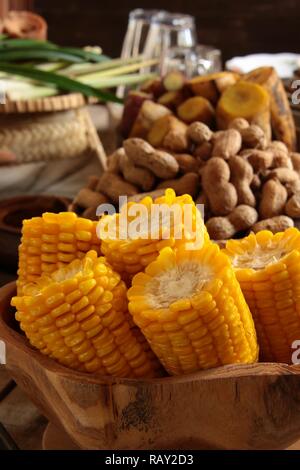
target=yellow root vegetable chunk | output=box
[130,100,171,139]
[216,81,271,139]
[147,115,188,152]
[120,91,151,137]
[224,228,300,362]
[163,71,185,91]
[177,96,215,125]
[12,250,162,377]
[128,243,258,375]
[157,90,185,109]
[17,212,101,295]
[187,71,238,103]
[244,67,297,150]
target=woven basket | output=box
[0,94,107,169]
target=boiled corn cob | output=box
[224,228,300,363]
[100,189,208,282]
[12,250,162,378]
[127,243,258,375]
[17,212,101,294]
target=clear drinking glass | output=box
[190,45,222,75]
[119,10,198,96]
[163,45,222,78]
[121,10,196,65]
[118,9,163,97]
[120,9,164,60]
[154,12,197,74]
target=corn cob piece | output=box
[17,212,101,295]
[224,228,300,363]
[127,243,258,375]
[12,250,162,378]
[100,189,208,282]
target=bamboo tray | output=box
[2,282,300,450]
[0,93,106,169]
[0,93,95,114]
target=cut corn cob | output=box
[17,212,101,295]
[127,243,258,375]
[12,250,162,378]
[224,228,300,363]
[100,189,208,283]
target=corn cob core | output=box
[224,228,300,363]
[101,189,207,282]
[128,243,258,375]
[17,212,101,295]
[12,250,161,378]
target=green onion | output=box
[0,39,108,62]
[77,59,158,81]
[0,38,56,49]
[0,48,85,63]
[79,73,156,88]
[35,62,67,72]
[60,56,146,76]
[0,38,157,103]
[58,47,109,63]
[0,62,123,103]
[7,85,58,101]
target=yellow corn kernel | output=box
[128,243,258,375]
[100,189,208,283]
[17,212,102,295]
[224,227,300,363]
[12,251,162,378]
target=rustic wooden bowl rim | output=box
[1,281,300,387]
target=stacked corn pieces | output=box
[128,243,258,375]
[224,228,300,363]
[101,189,208,282]
[17,212,101,294]
[12,250,162,378]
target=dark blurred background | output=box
[1,0,300,61]
[32,0,300,61]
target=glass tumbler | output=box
[163,45,222,78]
[120,9,164,60]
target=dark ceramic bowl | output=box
[0,195,70,273]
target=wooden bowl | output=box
[0,195,70,273]
[2,282,300,450]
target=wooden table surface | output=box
[0,366,47,450]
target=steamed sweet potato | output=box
[244,67,296,150]
[187,71,239,104]
[147,115,188,152]
[120,91,150,137]
[216,81,271,140]
[130,100,171,139]
[177,96,215,125]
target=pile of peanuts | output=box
[194,118,300,239]
[71,117,300,240]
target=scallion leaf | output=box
[0,62,123,103]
